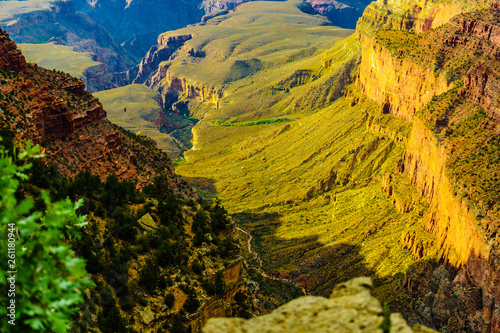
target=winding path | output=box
[236,226,308,296]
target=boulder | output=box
[140,305,155,325]
[138,213,157,231]
[203,277,436,333]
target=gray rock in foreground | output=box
[203,277,437,333]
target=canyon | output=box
[4,0,500,332]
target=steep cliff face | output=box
[131,35,193,85]
[462,64,500,122]
[0,30,26,71]
[306,0,373,29]
[354,2,500,331]
[356,36,452,121]
[357,0,489,35]
[152,68,225,109]
[399,118,489,265]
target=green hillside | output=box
[18,42,100,77]
[93,84,184,158]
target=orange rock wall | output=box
[356,36,452,121]
[400,118,489,265]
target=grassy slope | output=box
[18,42,101,77]
[169,1,429,299]
[178,86,425,297]
[153,0,355,120]
[93,84,183,157]
[160,0,348,86]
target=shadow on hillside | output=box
[234,210,483,331]
[233,211,376,297]
[183,176,218,197]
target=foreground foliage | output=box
[0,141,91,332]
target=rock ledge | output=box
[203,277,436,333]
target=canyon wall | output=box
[399,118,489,265]
[355,2,500,331]
[356,37,452,121]
[357,0,488,35]
[188,259,244,330]
[131,35,192,85]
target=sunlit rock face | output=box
[203,277,436,333]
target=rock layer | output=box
[131,35,192,85]
[0,31,26,71]
[356,37,452,121]
[462,64,500,121]
[357,0,487,35]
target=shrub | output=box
[164,293,175,308]
[0,141,92,332]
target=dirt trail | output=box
[236,226,308,296]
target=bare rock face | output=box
[203,277,436,333]
[138,213,158,231]
[131,35,192,85]
[0,30,26,71]
[306,0,372,28]
[357,0,487,35]
[462,64,500,120]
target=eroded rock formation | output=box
[131,35,193,84]
[0,30,26,71]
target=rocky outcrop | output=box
[456,2,500,48]
[30,91,106,144]
[131,35,192,84]
[461,64,500,121]
[403,265,488,332]
[203,277,436,333]
[200,0,246,13]
[0,30,26,71]
[189,259,244,330]
[357,0,486,35]
[356,37,453,121]
[306,0,372,29]
[150,66,224,109]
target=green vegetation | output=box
[23,158,239,331]
[93,84,185,157]
[179,88,422,298]
[213,118,292,127]
[0,141,91,332]
[18,43,101,78]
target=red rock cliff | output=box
[0,30,26,71]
